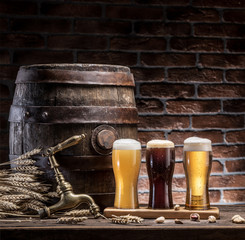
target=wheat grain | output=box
[12,187,47,202]
[0,200,19,210]
[57,217,88,224]
[44,192,59,198]
[0,185,13,193]
[12,166,43,175]
[12,159,36,166]
[0,194,31,201]
[64,209,91,217]
[0,148,42,167]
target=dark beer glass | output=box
[183,137,212,210]
[146,140,175,209]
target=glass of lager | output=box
[146,140,175,209]
[183,137,212,210]
[112,139,141,209]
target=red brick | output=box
[172,177,186,190]
[192,115,244,129]
[173,192,186,204]
[141,53,196,67]
[0,33,44,48]
[0,66,19,81]
[211,161,223,173]
[166,7,219,22]
[174,162,184,175]
[223,190,245,203]
[200,54,245,68]
[134,22,190,36]
[138,193,149,205]
[0,132,9,147]
[0,1,37,15]
[0,84,10,98]
[166,100,221,114]
[168,68,222,83]
[138,177,149,191]
[194,24,245,37]
[226,130,245,143]
[175,146,183,161]
[226,70,245,83]
[131,68,165,82]
[0,18,8,31]
[140,83,195,98]
[77,52,137,66]
[193,0,245,8]
[213,145,245,158]
[110,37,166,51]
[198,84,245,98]
[75,20,132,34]
[226,160,245,173]
[227,39,245,52]
[0,100,12,113]
[209,190,221,203]
[168,131,224,145]
[106,6,163,20]
[41,3,101,17]
[134,0,189,5]
[139,116,189,130]
[13,50,73,64]
[48,35,107,50]
[171,37,223,52]
[138,131,165,145]
[223,100,245,113]
[0,50,10,64]
[223,10,245,23]
[139,162,147,176]
[210,175,245,188]
[136,99,163,113]
[10,18,72,33]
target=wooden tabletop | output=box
[0,205,245,240]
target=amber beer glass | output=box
[183,137,212,210]
[112,139,141,209]
[146,140,175,209]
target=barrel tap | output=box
[38,134,101,219]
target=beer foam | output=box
[184,137,212,151]
[147,140,174,148]
[113,139,141,150]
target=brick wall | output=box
[0,0,244,205]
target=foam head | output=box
[147,139,174,148]
[113,139,141,150]
[184,137,212,151]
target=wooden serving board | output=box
[103,206,220,219]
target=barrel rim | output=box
[19,63,130,73]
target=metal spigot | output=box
[39,134,100,219]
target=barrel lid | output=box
[20,64,131,73]
[16,64,134,86]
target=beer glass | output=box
[146,140,175,209]
[183,137,212,210]
[112,139,141,209]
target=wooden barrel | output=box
[8,64,138,210]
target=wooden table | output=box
[0,205,244,240]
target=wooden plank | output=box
[103,206,220,219]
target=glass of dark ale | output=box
[183,137,212,210]
[146,140,175,209]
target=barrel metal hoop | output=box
[16,69,135,86]
[8,105,139,124]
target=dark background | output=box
[0,0,244,204]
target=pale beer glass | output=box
[146,140,175,209]
[183,137,212,210]
[112,139,141,209]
